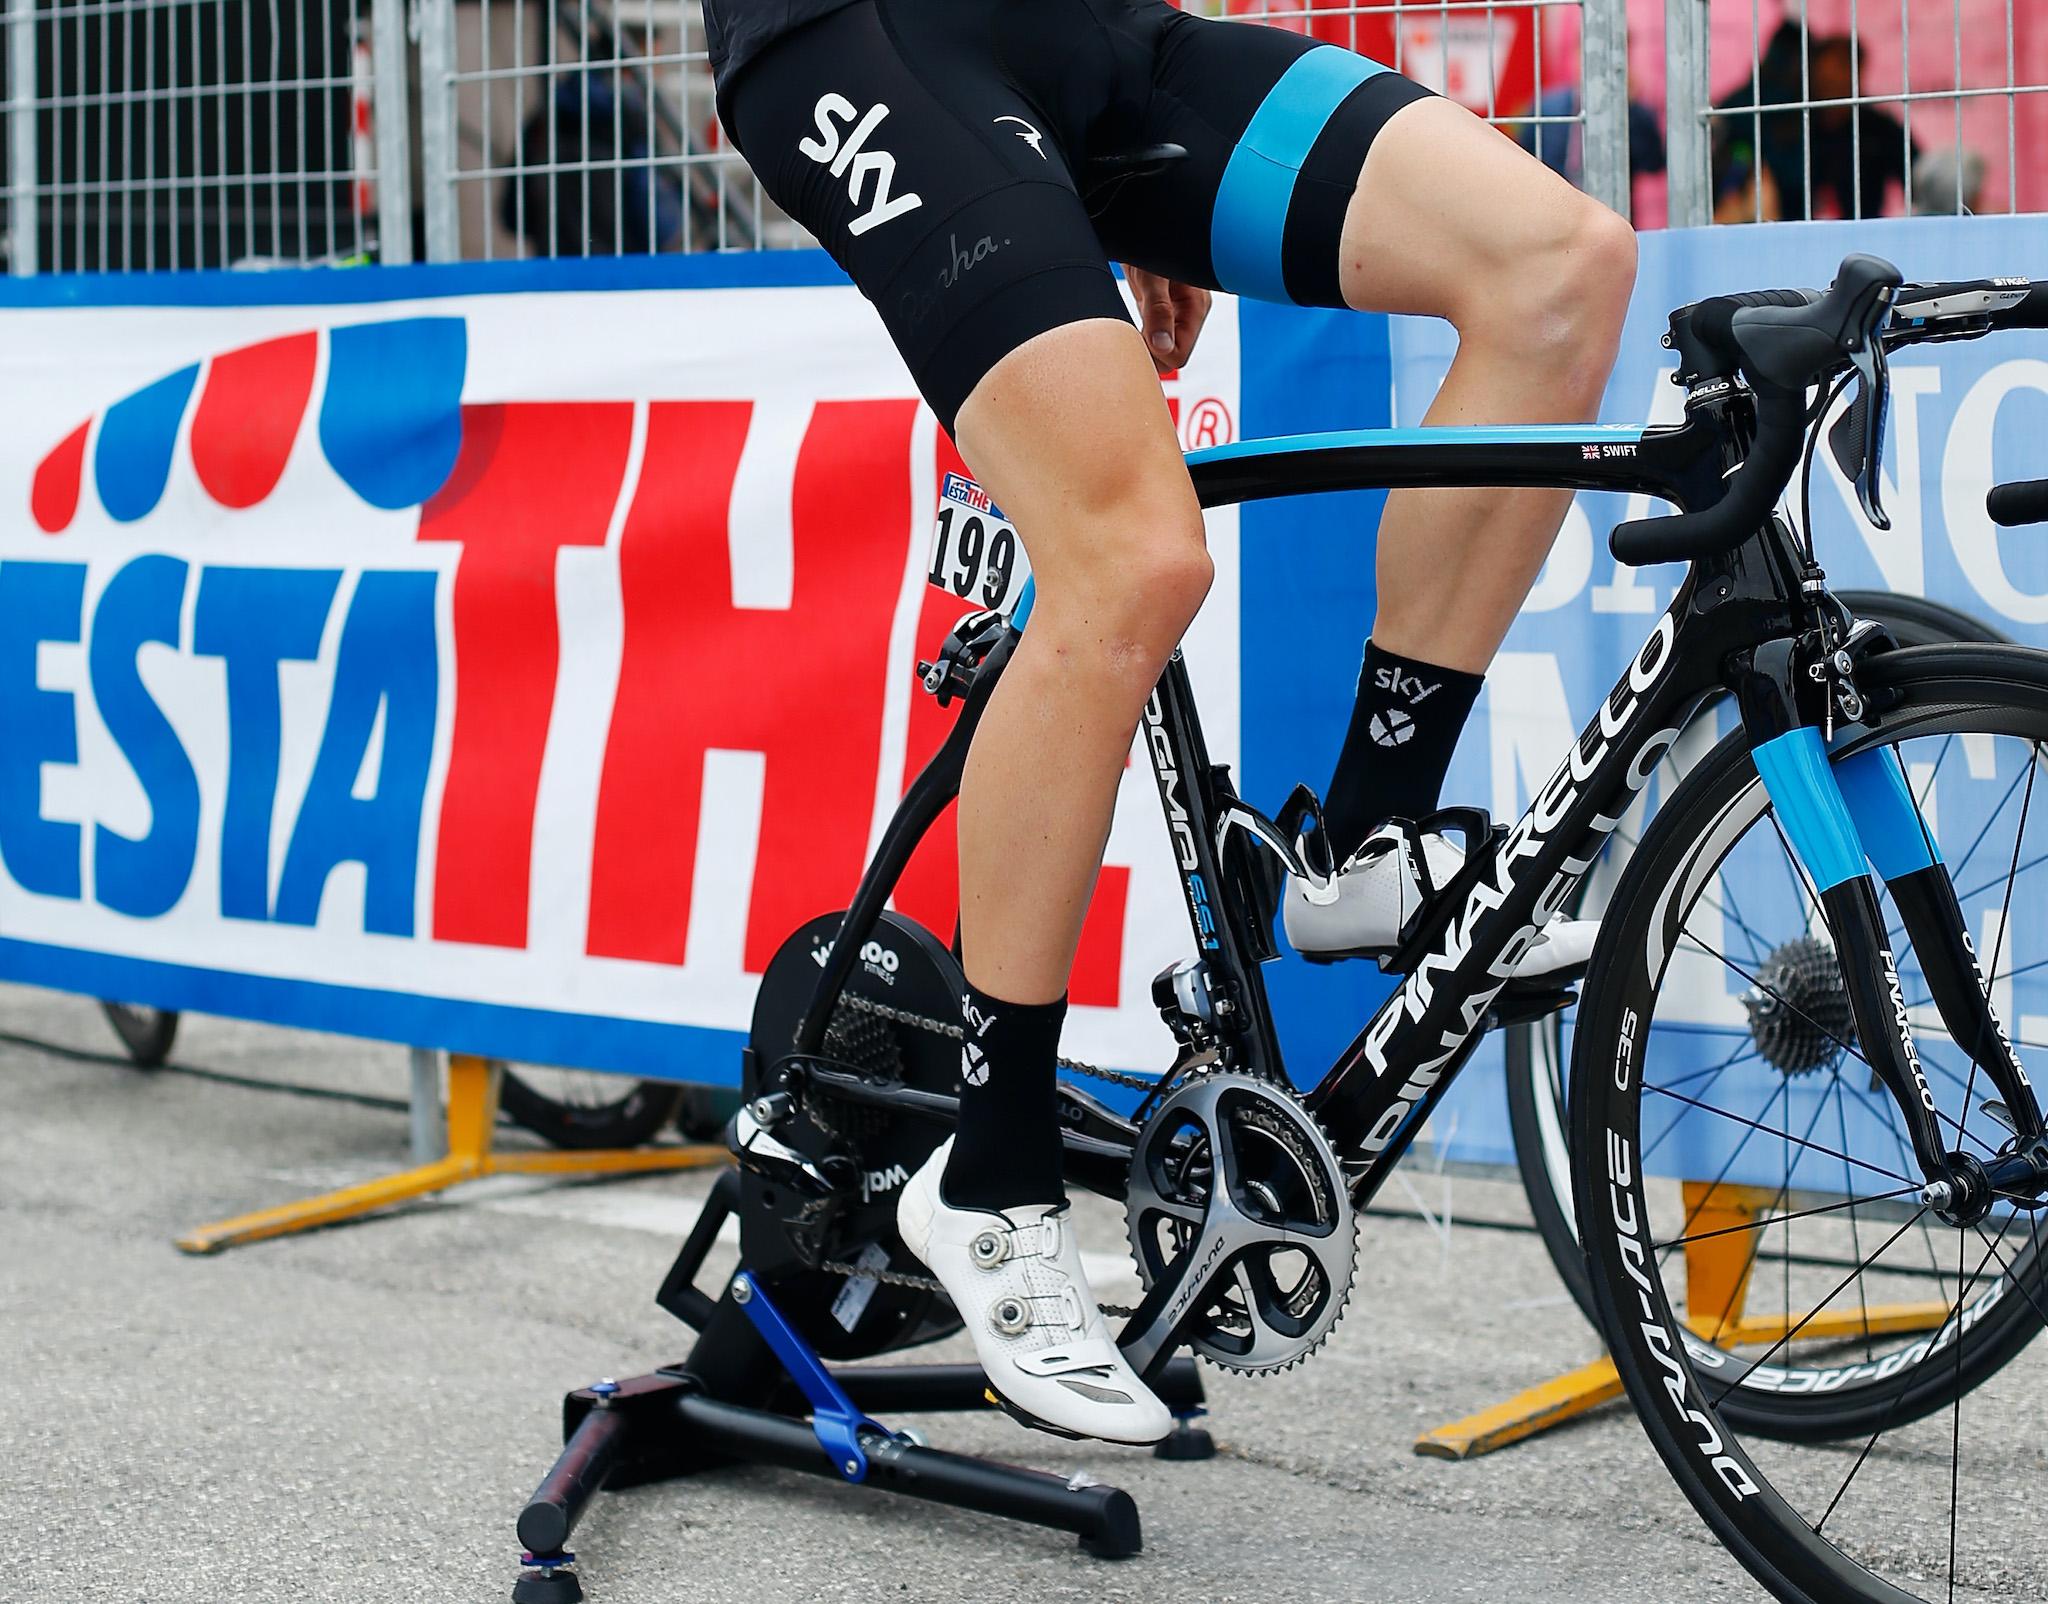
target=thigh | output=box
[1086,8,1432,308]
[1333,93,1605,321]
[721,0,1131,432]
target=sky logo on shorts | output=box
[799,93,924,237]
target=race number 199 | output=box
[929,472,1028,614]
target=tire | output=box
[674,1084,742,1142]
[497,1067,688,1150]
[1570,645,2048,1604]
[100,1002,179,1067]
[1508,593,2012,1330]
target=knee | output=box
[1556,201,1639,336]
[1036,492,1212,679]
[1092,511,1215,672]
[1463,198,1637,388]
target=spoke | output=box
[1938,848,2048,922]
[1708,1208,1931,1405]
[1641,1039,1759,1170]
[1644,1082,1912,1187]
[1949,1216,1967,1604]
[1665,1077,1788,1254]
[1935,741,2031,891]
[1971,1219,2048,1331]
[1652,1183,1921,1253]
[1817,1225,2007,1535]
[1837,1078,1877,1359]
[1767,812,1828,934]
[1954,745,2036,1146]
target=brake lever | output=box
[1826,339,1892,531]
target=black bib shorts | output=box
[716,0,1431,431]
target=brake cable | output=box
[1797,367,1858,570]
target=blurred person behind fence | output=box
[1911,146,1989,215]
[1713,20,1916,222]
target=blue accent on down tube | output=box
[1832,745,1942,882]
[1210,46,1388,305]
[1752,727,1868,892]
[730,1270,897,1483]
[1009,574,1036,634]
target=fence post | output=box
[1580,0,1631,221]
[1664,0,1712,229]
[416,0,459,262]
[7,1,37,276]
[372,0,415,265]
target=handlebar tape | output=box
[1609,390,1808,566]
[1611,255,1903,567]
[2013,284,2048,330]
[1988,480,2048,529]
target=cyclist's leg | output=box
[952,328,1212,1016]
[1321,95,1637,860]
[1337,96,1636,676]
[1093,14,1632,900]
[720,0,1180,1444]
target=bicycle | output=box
[684,253,2048,1603]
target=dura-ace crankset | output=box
[1122,1072,1355,1374]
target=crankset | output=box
[1120,1072,1355,1375]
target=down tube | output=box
[1306,590,1716,1199]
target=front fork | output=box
[1743,652,2048,1215]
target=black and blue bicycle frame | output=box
[799,398,2047,1312]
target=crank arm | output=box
[1114,1191,1266,1380]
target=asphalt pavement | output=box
[0,980,1988,1603]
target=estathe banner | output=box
[4,217,2046,1176]
[0,258,1243,1080]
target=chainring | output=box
[1124,1071,1356,1374]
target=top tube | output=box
[1184,422,1651,469]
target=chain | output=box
[838,991,1164,1093]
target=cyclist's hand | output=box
[1127,266,1210,373]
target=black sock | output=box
[941,984,1068,1212]
[1322,641,1486,864]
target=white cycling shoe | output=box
[896,1141,1172,1445]
[1284,819,1597,978]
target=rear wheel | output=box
[99,1002,179,1067]
[497,1068,687,1150]
[1508,593,2012,1330]
[1573,645,2048,1603]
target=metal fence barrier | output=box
[415,0,1631,261]
[0,1,2038,274]
[1666,0,2046,229]
[1,0,413,275]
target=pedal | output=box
[983,1384,1088,1442]
[1490,983,1579,1028]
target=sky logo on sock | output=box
[1372,665,1441,705]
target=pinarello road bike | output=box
[735,253,2048,1602]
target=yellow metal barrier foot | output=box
[177,1054,729,1254]
[1418,1177,1956,1459]
[1415,1357,1625,1459]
